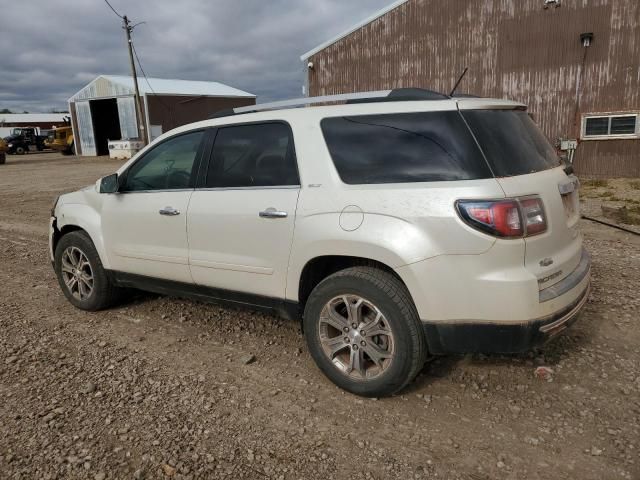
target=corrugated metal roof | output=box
[69,75,255,102]
[300,0,409,60]
[0,113,69,124]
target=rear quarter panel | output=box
[285,116,506,301]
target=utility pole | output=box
[123,15,147,145]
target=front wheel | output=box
[15,146,26,155]
[54,231,121,311]
[62,142,75,156]
[303,266,427,397]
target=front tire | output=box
[303,267,427,397]
[54,231,120,311]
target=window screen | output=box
[584,117,609,136]
[610,116,637,135]
[584,115,638,137]
[320,112,491,184]
[206,123,299,188]
[122,131,204,192]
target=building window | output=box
[582,114,639,139]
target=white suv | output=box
[50,89,591,397]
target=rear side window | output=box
[320,112,491,184]
[206,123,299,188]
[462,110,560,177]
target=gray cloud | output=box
[0,0,392,112]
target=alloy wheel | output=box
[61,246,94,301]
[318,294,395,380]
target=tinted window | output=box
[462,110,560,177]
[320,112,491,184]
[206,123,298,188]
[585,117,609,136]
[123,131,204,191]
[610,116,636,135]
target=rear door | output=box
[461,107,583,289]
[187,122,300,299]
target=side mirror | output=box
[99,173,119,193]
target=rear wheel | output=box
[303,266,427,397]
[54,231,121,311]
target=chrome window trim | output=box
[197,185,301,192]
[116,185,301,194]
[116,188,195,195]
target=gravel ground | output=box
[1,153,639,480]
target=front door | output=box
[187,122,300,299]
[101,130,206,283]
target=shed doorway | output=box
[90,98,121,156]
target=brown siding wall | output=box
[146,95,256,134]
[308,0,640,177]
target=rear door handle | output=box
[159,206,180,216]
[259,207,288,218]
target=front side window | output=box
[205,123,298,188]
[583,114,638,138]
[320,112,492,184]
[122,131,204,192]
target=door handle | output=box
[159,206,180,216]
[259,207,288,218]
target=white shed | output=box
[68,75,255,156]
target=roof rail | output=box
[233,90,392,114]
[211,88,451,118]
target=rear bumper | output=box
[422,280,590,354]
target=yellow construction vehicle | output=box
[45,117,75,155]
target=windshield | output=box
[461,110,561,177]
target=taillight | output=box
[520,198,547,235]
[456,197,547,238]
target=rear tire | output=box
[54,231,121,311]
[303,266,427,397]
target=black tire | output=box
[0,153,5,164]
[15,146,26,155]
[303,266,427,397]
[62,142,75,156]
[54,231,121,311]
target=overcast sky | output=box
[0,0,393,113]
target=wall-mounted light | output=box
[543,0,560,8]
[307,61,314,70]
[580,32,594,48]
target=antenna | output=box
[449,67,469,96]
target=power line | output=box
[103,0,123,18]
[131,41,175,125]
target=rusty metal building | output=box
[68,75,255,156]
[301,0,640,177]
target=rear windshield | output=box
[320,112,492,184]
[461,110,560,177]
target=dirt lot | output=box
[0,152,639,480]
